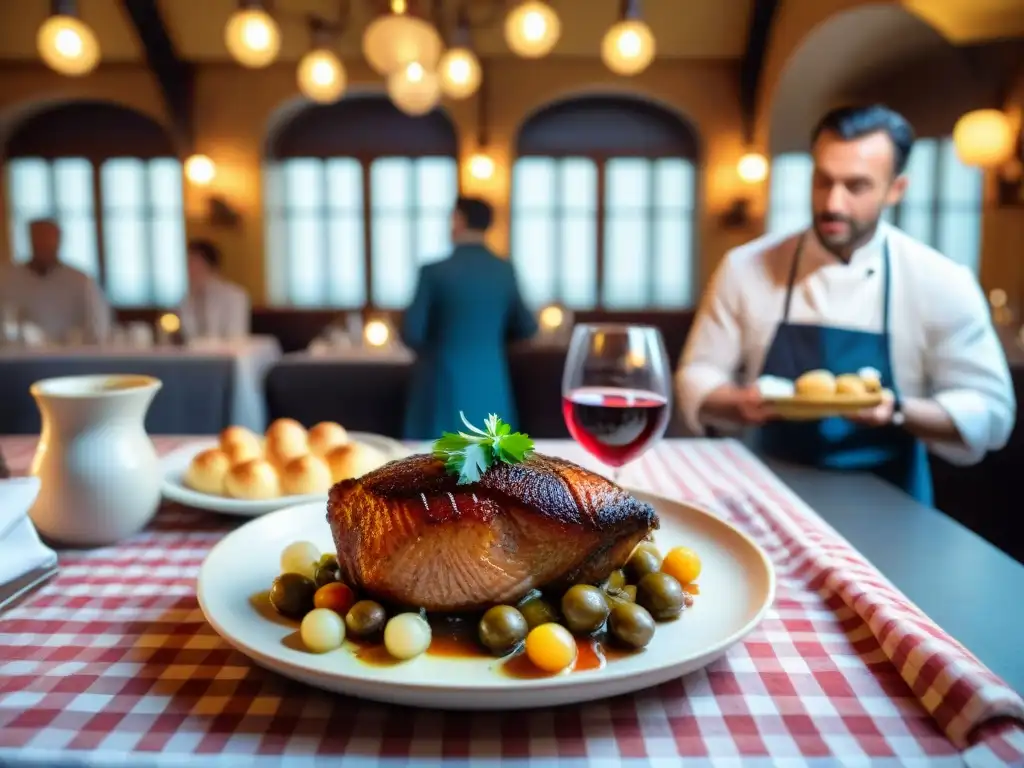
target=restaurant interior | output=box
[2,1,1024,762]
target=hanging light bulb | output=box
[601,1,655,77]
[438,47,482,99]
[737,152,768,184]
[363,0,443,75]
[953,109,1015,168]
[224,5,281,68]
[504,1,561,59]
[387,61,441,116]
[298,49,347,103]
[468,153,495,180]
[36,8,100,77]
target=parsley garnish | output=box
[432,412,535,485]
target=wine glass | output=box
[561,323,672,484]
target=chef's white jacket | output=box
[675,222,1016,466]
[178,275,250,340]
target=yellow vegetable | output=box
[525,622,576,673]
[661,546,702,585]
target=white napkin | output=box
[0,477,58,587]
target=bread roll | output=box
[858,366,882,393]
[265,418,309,468]
[281,454,333,496]
[184,448,231,495]
[308,421,349,456]
[224,438,263,466]
[219,425,261,455]
[224,459,281,500]
[836,374,868,396]
[795,369,836,397]
[325,442,387,483]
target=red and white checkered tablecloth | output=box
[1,435,1022,767]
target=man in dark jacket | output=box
[401,196,538,439]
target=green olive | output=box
[314,554,340,587]
[560,584,610,635]
[345,600,387,639]
[633,541,662,561]
[608,601,656,649]
[625,549,661,584]
[518,597,559,630]
[636,572,686,621]
[478,605,529,656]
[603,569,627,593]
[621,585,637,603]
[269,572,316,619]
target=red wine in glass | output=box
[562,387,670,467]
[561,324,672,482]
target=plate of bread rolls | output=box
[757,367,886,420]
[161,418,409,516]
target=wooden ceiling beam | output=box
[739,0,781,146]
[119,0,195,153]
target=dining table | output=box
[0,434,1022,767]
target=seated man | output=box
[0,218,111,344]
[178,239,250,340]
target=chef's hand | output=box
[701,384,776,426]
[846,389,896,427]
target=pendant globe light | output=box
[388,61,441,116]
[224,0,281,69]
[438,8,481,100]
[36,0,101,77]
[601,0,655,76]
[363,0,444,75]
[504,1,560,59]
[297,17,347,104]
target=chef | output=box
[178,239,250,340]
[675,104,1015,505]
[0,218,111,344]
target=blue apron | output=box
[755,234,933,505]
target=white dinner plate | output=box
[161,433,410,517]
[196,489,776,708]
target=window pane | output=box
[938,209,981,274]
[325,158,362,210]
[285,162,327,306]
[560,158,597,211]
[325,159,365,307]
[512,158,556,209]
[372,213,413,308]
[263,162,288,305]
[53,158,94,214]
[653,217,692,308]
[606,158,650,211]
[147,159,186,306]
[939,139,983,206]
[655,159,694,210]
[511,214,555,307]
[560,213,596,308]
[372,157,412,210]
[937,138,982,273]
[7,158,52,264]
[604,212,650,309]
[101,159,148,305]
[416,157,457,211]
[768,153,813,234]
[283,160,323,212]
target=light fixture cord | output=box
[620,0,642,21]
[50,0,78,17]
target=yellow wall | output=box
[0,58,761,305]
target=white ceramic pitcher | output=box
[28,374,163,547]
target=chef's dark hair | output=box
[187,239,221,269]
[811,104,915,176]
[455,196,493,232]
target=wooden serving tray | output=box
[763,392,883,420]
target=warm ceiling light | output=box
[601,19,655,76]
[953,109,1016,168]
[438,47,482,99]
[36,13,100,76]
[363,1,443,75]
[737,152,768,184]
[504,1,560,59]
[224,7,281,68]
[184,154,216,186]
[387,61,442,116]
[297,49,347,103]
[468,153,495,180]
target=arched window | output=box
[264,97,459,309]
[767,138,983,272]
[511,95,700,310]
[4,101,186,307]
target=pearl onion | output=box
[300,608,346,653]
[383,613,432,660]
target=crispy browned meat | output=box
[326,453,659,612]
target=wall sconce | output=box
[953,109,1023,208]
[184,154,216,186]
[364,318,391,348]
[737,152,768,184]
[468,153,494,180]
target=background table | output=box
[0,337,281,435]
[0,435,1021,767]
